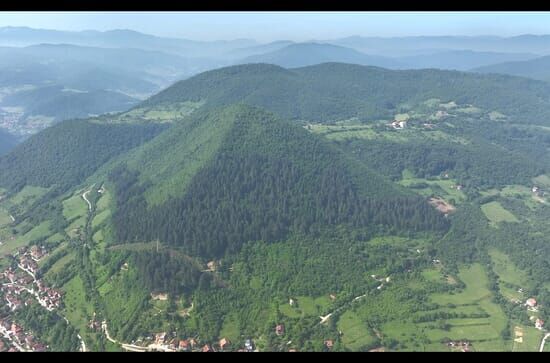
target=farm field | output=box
[399,170,466,203]
[62,193,88,221]
[511,325,543,352]
[481,201,519,225]
[424,264,509,351]
[337,310,378,351]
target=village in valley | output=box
[0,245,63,352]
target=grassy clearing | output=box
[62,193,88,221]
[45,252,75,282]
[219,313,241,343]
[62,275,95,336]
[532,174,550,188]
[489,249,529,288]
[512,325,543,352]
[8,185,49,208]
[394,113,410,121]
[0,208,12,227]
[119,100,205,123]
[337,310,377,351]
[280,295,332,318]
[0,220,53,256]
[92,209,111,229]
[481,201,519,225]
[399,171,466,203]
[308,122,467,144]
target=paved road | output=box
[539,332,550,352]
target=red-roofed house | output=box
[275,324,285,336]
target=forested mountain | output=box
[0,128,17,155]
[473,55,550,82]
[144,62,550,125]
[398,50,537,71]
[0,27,257,57]
[106,105,446,258]
[239,43,405,69]
[330,34,550,56]
[1,61,549,352]
[0,119,166,191]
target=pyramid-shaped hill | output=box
[108,104,448,258]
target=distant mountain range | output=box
[329,34,550,57]
[2,26,550,143]
[239,42,406,69]
[473,55,550,82]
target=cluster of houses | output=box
[446,340,471,352]
[153,333,256,352]
[0,318,47,352]
[0,245,62,313]
[524,298,545,331]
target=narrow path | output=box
[82,190,92,212]
[101,321,148,352]
[539,332,550,352]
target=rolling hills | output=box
[239,43,405,69]
[0,61,549,352]
[144,62,550,125]
[473,55,550,83]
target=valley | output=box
[0,58,549,352]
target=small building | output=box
[324,339,334,349]
[535,319,544,330]
[275,324,285,336]
[289,298,295,306]
[532,186,539,193]
[329,294,336,301]
[245,339,254,351]
[151,292,168,301]
[155,332,167,345]
[219,338,230,350]
[525,298,537,308]
[456,185,463,191]
[30,245,45,260]
[207,261,217,271]
[201,344,212,352]
[11,323,23,334]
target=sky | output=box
[0,12,549,42]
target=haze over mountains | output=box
[0,26,549,149]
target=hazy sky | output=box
[0,12,549,42]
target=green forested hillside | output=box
[0,119,166,191]
[143,62,550,125]
[473,55,550,83]
[108,105,447,258]
[0,128,17,155]
[1,62,549,352]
